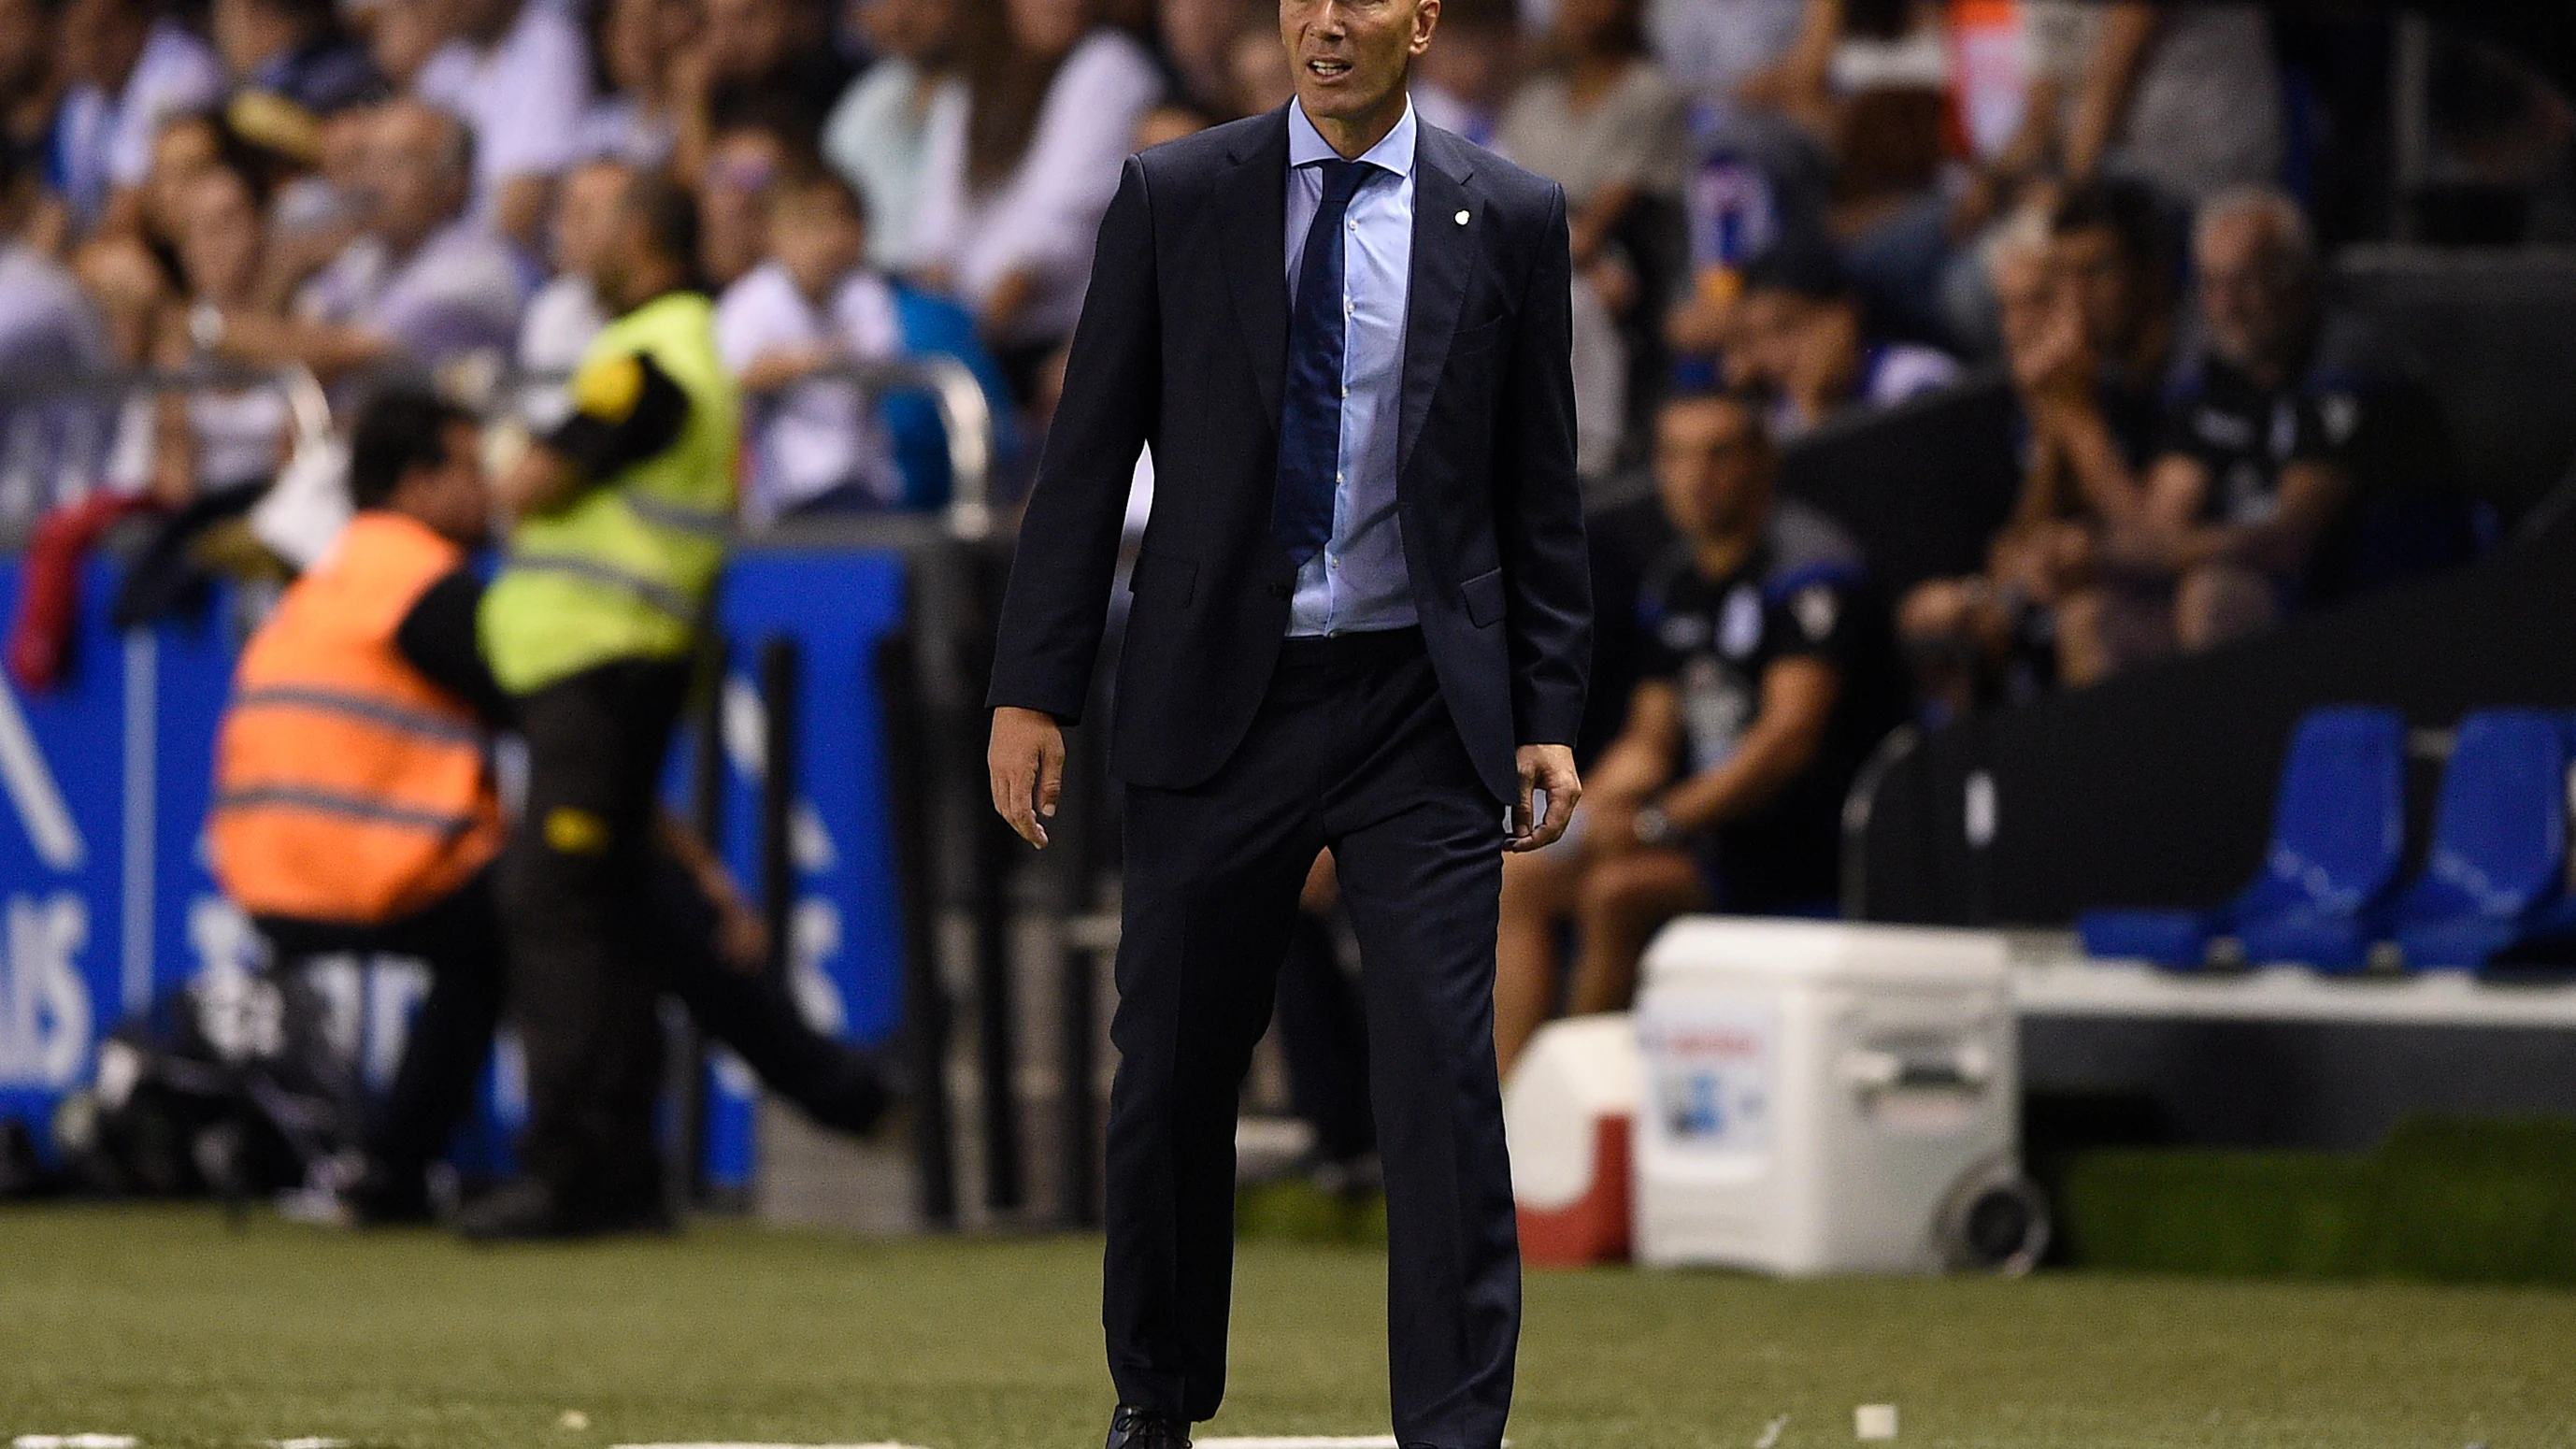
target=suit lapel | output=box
[1397,126,1477,483]
[1222,108,1293,431]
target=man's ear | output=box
[1411,0,1440,53]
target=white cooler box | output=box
[1632,918,2045,1275]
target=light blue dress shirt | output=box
[1284,100,1419,637]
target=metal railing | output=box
[0,350,1000,544]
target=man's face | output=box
[61,0,149,89]
[1006,0,1088,57]
[2197,209,2307,373]
[857,0,957,61]
[1655,396,1771,545]
[211,0,282,78]
[2054,224,2139,356]
[436,0,518,42]
[0,0,55,96]
[1990,245,2055,369]
[399,419,494,547]
[147,116,221,236]
[1279,0,1438,131]
[697,129,784,288]
[177,170,265,304]
[365,105,469,249]
[768,186,865,295]
[705,0,796,80]
[553,161,633,276]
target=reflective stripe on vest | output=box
[623,493,735,540]
[214,784,483,838]
[231,684,485,749]
[503,551,699,623]
[480,291,740,695]
[208,512,503,925]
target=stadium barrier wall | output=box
[0,547,919,1198]
[1846,500,2576,928]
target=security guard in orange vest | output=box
[210,389,888,1228]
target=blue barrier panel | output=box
[686,547,910,1191]
[0,560,240,1154]
[0,547,913,1193]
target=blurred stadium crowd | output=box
[1,0,2572,1210]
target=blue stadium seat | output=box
[2079,707,2409,969]
[2388,711,2575,968]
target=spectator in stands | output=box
[50,0,226,238]
[2060,187,2397,673]
[411,0,593,254]
[1223,7,1292,117]
[281,99,530,375]
[0,141,116,520]
[1724,236,1958,439]
[1899,180,2173,713]
[906,0,1161,393]
[120,161,291,541]
[1497,0,1686,292]
[1152,0,1248,121]
[1411,0,1516,147]
[518,156,628,409]
[674,0,854,183]
[1494,387,1901,1075]
[356,0,447,91]
[1496,0,1685,470]
[1735,0,1957,345]
[211,0,385,117]
[695,104,796,289]
[1641,0,1803,110]
[2054,2,2283,209]
[2,0,65,194]
[578,0,695,170]
[715,164,907,520]
[822,0,964,266]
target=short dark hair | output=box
[349,389,476,510]
[1663,382,1773,438]
[1738,236,1852,304]
[2051,177,2167,279]
[766,161,867,228]
[622,167,702,279]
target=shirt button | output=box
[1336,471,1344,482]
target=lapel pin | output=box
[1454,209,1470,225]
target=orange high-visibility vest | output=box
[208,511,505,925]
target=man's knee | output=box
[1899,579,1972,643]
[1577,853,1693,921]
[1500,845,1575,920]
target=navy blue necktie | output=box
[1272,159,1373,567]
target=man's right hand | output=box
[987,706,1066,848]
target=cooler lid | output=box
[1640,917,2011,991]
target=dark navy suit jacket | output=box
[985,105,1592,805]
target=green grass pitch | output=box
[3,1204,2573,1448]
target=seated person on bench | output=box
[1494,388,1903,1076]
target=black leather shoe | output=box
[1104,1406,1190,1449]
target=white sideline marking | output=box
[269,1439,349,1448]
[1200,1440,1402,1448]
[13,1436,139,1449]
[608,1433,932,1443]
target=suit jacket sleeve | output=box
[984,155,1160,724]
[1495,182,1592,747]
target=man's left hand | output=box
[1510,744,1582,854]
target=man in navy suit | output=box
[984,0,1590,1442]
